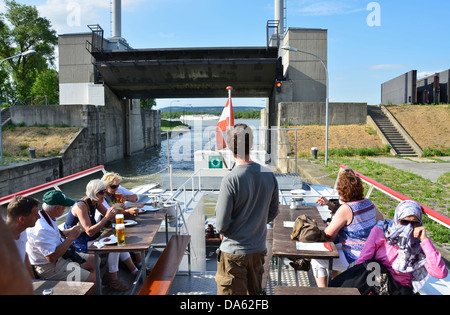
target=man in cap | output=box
[26,190,97,293]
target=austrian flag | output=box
[215,87,234,150]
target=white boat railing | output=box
[339,165,450,229]
[0,165,107,206]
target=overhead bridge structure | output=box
[89,45,281,100]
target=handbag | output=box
[329,259,413,295]
[290,214,326,242]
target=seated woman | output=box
[309,169,384,287]
[99,172,142,276]
[353,200,448,294]
[64,179,130,292]
[101,172,139,215]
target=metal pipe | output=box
[112,0,121,38]
[275,0,284,35]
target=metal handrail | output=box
[0,165,107,206]
[339,165,450,229]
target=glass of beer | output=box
[115,213,124,225]
[116,224,126,247]
[115,192,123,203]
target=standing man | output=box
[215,124,279,295]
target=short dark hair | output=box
[226,124,253,159]
[7,195,40,220]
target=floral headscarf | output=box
[378,200,429,292]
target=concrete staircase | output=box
[367,106,417,156]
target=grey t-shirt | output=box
[215,162,279,254]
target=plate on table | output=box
[123,220,137,226]
[113,220,137,228]
[100,236,117,245]
[140,206,161,213]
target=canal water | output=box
[1,119,261,217]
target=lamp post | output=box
[0,49,37,164]
[282,45,329,166]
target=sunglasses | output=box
[97,190,107,195]
[109,184,119,189]
[399,219,421,228]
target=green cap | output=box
[43,190,75,207]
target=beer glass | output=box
[116,224,126,247]
[115,213,124,225]
[115,192,123,203]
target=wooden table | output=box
[272,205,339,285]
[32,280,94,295]
[88,206,168,295]
[275,286,360,295]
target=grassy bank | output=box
[316,157,449,244]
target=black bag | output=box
[329,259,413,295]
[62,245,86,265]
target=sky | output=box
[2,0,450,109]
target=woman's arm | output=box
[324,204,353,240]
[356,226,383,264]
[75,203,114,237]
[416,227,448,279]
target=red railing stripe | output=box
[340,165,450,227]
[0,165,105,205]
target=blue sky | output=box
[3,0,450,109]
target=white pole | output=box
[282,46,329,165]
[226,86,233,169]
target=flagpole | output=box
[226,86,233,129]
[226,86,233,169]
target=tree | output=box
[0,0,57,104]
[31,68,59,105]
[141,98,156,109]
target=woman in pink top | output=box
[356,200,448,293]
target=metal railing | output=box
[339,165,450,229]
[0,165,107,206]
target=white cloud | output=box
[417,70,444,79]
[35,0,145,35]
[294,0,365,16]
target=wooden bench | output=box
[138,234,191,295]
[275,286,360,295]
[261,228,273,294]
[32,280,94,295]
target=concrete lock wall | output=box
[0,158,61,196]
[4,103,160,196]
[277,102,367,126]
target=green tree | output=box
[141,98,156,109]
[0,0,58,104]
[31,68,59,105]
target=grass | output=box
[161,120,189,131]
[317,157,449,245]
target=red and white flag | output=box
[216,86,234,150]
